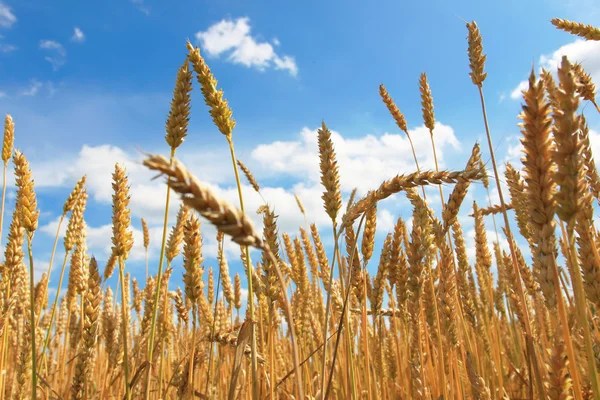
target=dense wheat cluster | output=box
[1,17,600,400]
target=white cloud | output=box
[195,17,298,77]
[510,39,600,100]
[40,40,65,55]
[44,56,65,71]
[71,27,85,43]
[40,215,67,238]
[0,3,16,28]
[33,259,50,282]
[251,122,461,195]
[16,79,56,97]
[510,80,529,100]
[20,80,43,96]
[377,208,395,233]
[40,40,66,71]
[590,128,600,157]
[504,135,525,167]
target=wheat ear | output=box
[551,18,600,41]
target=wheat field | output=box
[0,17,600,400]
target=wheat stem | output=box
[188,305,197,400]
[37,251,71,372]
[27,236,37,400]
[476,84,546,397]
[145,146,175,399]
[119,256,131,400]
[225,135,261,400]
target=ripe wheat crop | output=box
[1,16,600,400]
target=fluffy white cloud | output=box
[0,3,16,28]
[511,39,600,100]
[195,17,298,77]
[40,40,66,71]
[510,80,529,100]
[71,27,85,43]
[251,122,461,194]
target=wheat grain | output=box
[519,69,559,309]
[466,21,487,86]
[318,122,342,223]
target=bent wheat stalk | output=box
[143,153,304,399]
[343,168,485,228]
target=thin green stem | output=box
[145,146,175,399]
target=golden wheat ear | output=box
[551,18,600,40]
[143,153,265,248]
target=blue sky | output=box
[0,0,599,300]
